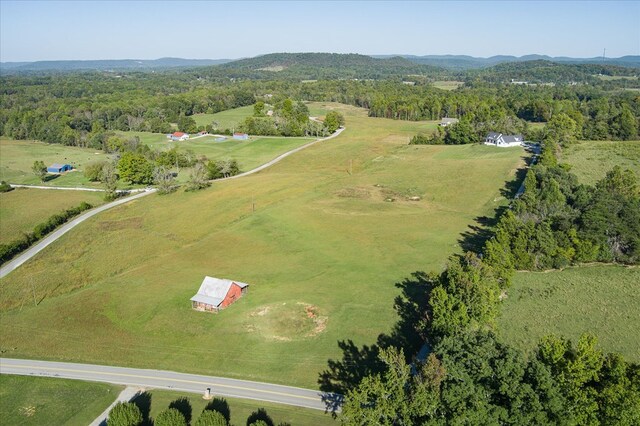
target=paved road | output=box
[0,190,156,279]
[0,358,338,412]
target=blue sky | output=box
[1,1,638,61]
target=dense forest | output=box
[1,62,638,148]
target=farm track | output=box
[0,127,344,279]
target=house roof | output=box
[502,134,523,143]
[190,276,249,307]
[172,132,186,137]
[233,132,247,136]
[49,163,70,169]
[486,132,523,143]
[440,117,458,124]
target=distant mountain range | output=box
[373,54,640,69]
[0,57,232,72]
[1,53,638,74]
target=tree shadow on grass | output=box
[205,397,230,423]
[458,206,509,253]
[246,408,274,426]
[132,391,152,426]
[318,271,436,413]
[169,397,192,424]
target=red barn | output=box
[190,276,249,313]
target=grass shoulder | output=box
[0,374,121,426]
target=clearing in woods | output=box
[562,140,640,185]
[0,103,525,388]
[499,265,640,362]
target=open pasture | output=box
[192,105,255,130]
[0,188,105,245]
[0,138,109,188]
[499,265,640,362]
[563,140,640,185]
[0,375,121,426]
[0,103,525,388]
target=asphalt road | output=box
[0,358,338,412]
[0,189,156,279]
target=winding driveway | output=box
[0,127,345,278]
[0,358,338,412]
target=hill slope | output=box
[373,54,640,70]
[210,52,449,80]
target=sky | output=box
[1,0,639,62]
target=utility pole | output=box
[252,196,255,213]
[349,159,353,175]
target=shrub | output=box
[155,408,187,426]
[107,402,142,426]
[84,160,108,181]
[0,181,13,192]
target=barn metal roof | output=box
[190,276,249,307]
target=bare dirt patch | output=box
[245,302,328,341]
[336,187,371,199]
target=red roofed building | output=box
[168,131,190,141]
[190,276,249,313]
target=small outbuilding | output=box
[439,117,459,127]
[190,276,249,313]
[47,163,72,173]
[233,132,249,140]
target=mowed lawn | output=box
[0,188,105,244]
[192,105,254,129]
[136,389,335,426]
[0,137,110,188]
[0,375,121,426]
[563,140,640,185]
[0,103,525,388]
[499,266,640,362]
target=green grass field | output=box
[0,103,525,388]
[119,131,314,178]
[0,188,105,245]
[192,105,255,130]
[563,140,640,185]
[0,375,121,426]
[0,138,110,188]
[499,265,640,361]
[136,389,335,426]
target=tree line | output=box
[332,135,639,423]
[2,73,637,154]
[108,394,289,426]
